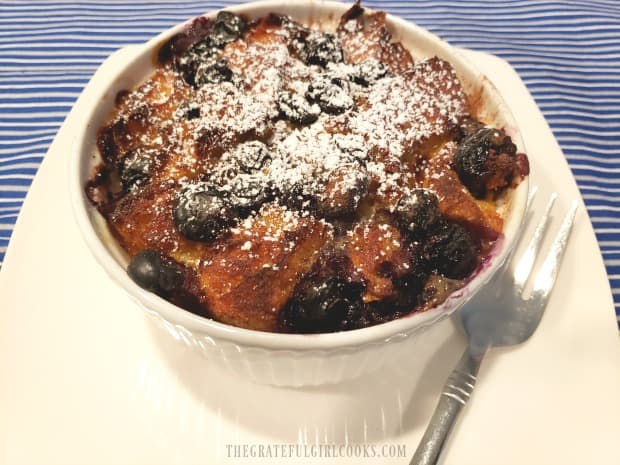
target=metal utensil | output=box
[411,192,578,465]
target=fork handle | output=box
[410,348,482,465]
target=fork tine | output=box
[530,200,578,303]
[513,193,558,290]
[493,186,540,282]
[527,185,539,211]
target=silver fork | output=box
[411,192,579,465]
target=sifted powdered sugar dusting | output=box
[182,55,467,218]
[191,80,275,141]
[349,58,468,158]
[106,16,469,230]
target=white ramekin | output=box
[69,0,529,386]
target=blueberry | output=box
[351,59,389,87]
[158,265,184,292]
[457,118,485,141]
[177,38,220,86]
[128,250,185,293]
[423,221,478,279]
[190,37,220,57]
[227,173,272,212]
[173,183,235,242]
[194,58,233,87]
[120,149,154,192]
[284,278,364,333]
[454,125,518,198]
[300,32,343,67]
[395,189,440,235]
[127,250,162,292]
[212,11,246,46]
[229,141,271,173]
[277,92,320,125]
[158,32,192,66]
[97,120,125,163]
[306,75,353,115]
[391,245,429,308]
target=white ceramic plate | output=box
[0,46,619,465]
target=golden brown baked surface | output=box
[87,5,528,333]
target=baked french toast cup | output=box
[70,1,528,386]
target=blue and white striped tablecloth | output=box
[1,1,619,324]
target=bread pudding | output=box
[86,3,529,333]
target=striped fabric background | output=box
[0,0,618,324]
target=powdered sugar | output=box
[115,19,467,228]
[349,59,467,158]
[103,12,471,260]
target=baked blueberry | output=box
[212,11,246,46]
[173,183,235,242]
[351,59,389,87]
[227,173,272,212]
[194,58,233,87]
[128,250,185,293]
[306,75,353,115]
[157,32,192,66]
[454,125,517,198]
[158,264,184,292]
[284,277,364,333]
[277,92,321,125]
[423,221,478,279]
[120,150,153,192]
[177,38,220,86]
[229,141,271,173]
[390,244,430,308]
[457,118,485,141]
[395,189,440,235]
[300,32,343,67]
[127,250,162,292]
